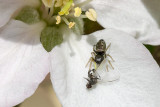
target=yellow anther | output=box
[85,9,97,21]
[55,0,63,7]
[69,22,75,28]
[59,0,73,15]
[56,16,61,24]
[74,7,82,17]
[42,0,54,8]
[65,11,69,15]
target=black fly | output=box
[84,69,100,89]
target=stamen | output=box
[62,17,75,28]
[74,7,82,17]
[49,7,54,16]
[65,11,70,15]
[80,15,87,18]
[85,9,97,21]
[56,16,61,24]
[69,22,75,28]
[44,6,50,15]
[42,0,54,8]
[62,17,69,25]
[40,0,96,29]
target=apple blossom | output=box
[0,0,160,107]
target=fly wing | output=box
[96,60,120,83]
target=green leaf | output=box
[83,18,105,35]
[144,45,155,54]
[69,18,84,36]
[15,6,40,24]
[144,45,160,66]
[40,27,63,52]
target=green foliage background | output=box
[145,45,160,65]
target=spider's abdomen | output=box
[95,55,104,64]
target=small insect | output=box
[86,39,114,72]
[84,69,100,89]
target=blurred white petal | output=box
[89,0,160,45]
[50,29,160,107]
[0,0,40,28]
[0,20,49,107]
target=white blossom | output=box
[0,0,160,107]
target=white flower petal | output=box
[50,29,160,107]
[0,0,40,28]
[89,0,160,45]
[0,20,49,107]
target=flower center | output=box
[40,0,97,28]
[15,0,104,52]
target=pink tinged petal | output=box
[0,0,40,28]
[0,20,50,107]
[89,0,160,45]
[50,29,160,107]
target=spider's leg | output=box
[86,57,94,70]
[86,52,96,68]
[105,43,111,52]
[108,60,114,70]
[91,52,96,57]
[89,58,94,70]
[85,57,92,68]
[106,64,109,72]
[106,54,115,62]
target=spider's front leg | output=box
[93,45,96,52]
[85,52,96,70]
[91,52,96,58]
[85,57,97,70]
[105,43,111,53]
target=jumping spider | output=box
[86,39,114,72]
[84,69,100,89]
